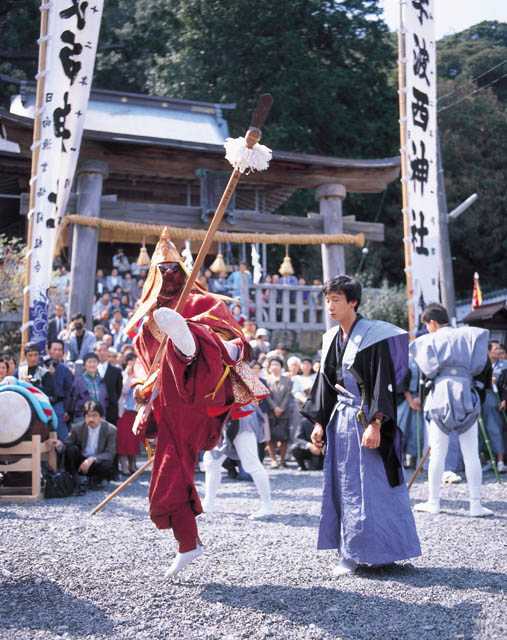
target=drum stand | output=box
[0,433,57,501]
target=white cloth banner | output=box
[403,0,441,328]
[28,0,104,346]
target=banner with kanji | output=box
[403,0,441,329]
[27,0,103,347]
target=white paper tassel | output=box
[224,137,272,173]
[182,240,194,271]
[251,244,262,284]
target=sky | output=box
[378,0,507,39]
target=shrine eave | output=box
[0,110,400,193]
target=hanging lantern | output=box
[278,245,294,276]
[136,238,151,267]
[209,253,227,274]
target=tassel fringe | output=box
[224,136,272,173]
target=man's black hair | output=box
[83,400,104,417]
[24,342,40,355]
[71,313,86,323]
[49,339,65,350]
[488,340,500,352]
[83,352,99,363]
[322,275,362,311]
[421,303,449,326]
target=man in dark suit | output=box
[67,313,96,362]
[95,341,123,425]
[59,400,117,489]
[291,417,324,471]
[47,304,67,347]
[46,340,74,440]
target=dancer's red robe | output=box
[134,291,248,530]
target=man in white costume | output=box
[410,303,493,518]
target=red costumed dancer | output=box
[125,229,259,577]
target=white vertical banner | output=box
[28,0,103,347]
[402,0,441,328]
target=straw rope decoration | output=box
[56,214,365,252]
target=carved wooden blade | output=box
[250,93,273,130]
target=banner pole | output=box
[397,0,416,339]
[21,1,50,354]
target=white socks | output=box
[414,500,441,514]
[165,545,204,578]
[469,500,494,518]
[153,308,196,357]
[332,557,358,577]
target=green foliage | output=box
[0,235,25,313]
[361,281,408,329]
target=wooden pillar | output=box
[316,183,346,281]
[69,160,108,327]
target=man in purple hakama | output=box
[303,275,421,576]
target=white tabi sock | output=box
[469,499,494,518]
[414,499,441,514]
[332,557,358,577]
[153,307,196,357]
[165,544,204,578]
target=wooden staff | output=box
[90,457,153,516]
[91,94,273,516]
[21,1,51,353]
[407,447,430,491]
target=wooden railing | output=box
[251,284,325,330]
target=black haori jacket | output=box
[301,317,409,487]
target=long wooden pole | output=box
[397,1,416,339]
[21,2,50,353]
[90,457,154,516]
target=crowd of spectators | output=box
[4,248,505,496]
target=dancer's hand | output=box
[311,423,324,449]
[308,443,323,456]
[362,424,381,449]
[410,397,422,411]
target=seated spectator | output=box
[108,348,121,367]
[4,352,17,376]
[106,267,123,291]
[243,319,257,341]
[110,296,123,317]
[67,314,96,362]
[61,400,117,490]
[250,328,271,360]
[110,316,129,351]
[46,340,74,440]
[96,269,107,295]
[93,292,111,320]
[266,343,289,366]
[17,343,54,398]
[93,324,107,342]
[231,303,246,326]
[121,273,134,297]
[47,303,67,346]
[0,357,9,383]
[120,294,131,317]
[95,341,123,426]
[265,356,292,468]
[113,248,131,274]
[291,357,316,405]
[209,270,229,296]
[111,308,127,330]
[291,417,324,471]
[103,334,114,349]
[117,353,142,475]
[69,353,108,420]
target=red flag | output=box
[472,272,483,309]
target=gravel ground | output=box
[1,464,505,640]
